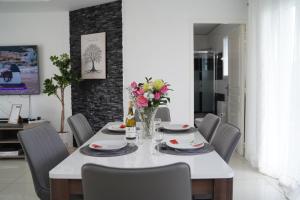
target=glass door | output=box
[194,51,215,114]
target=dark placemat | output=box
[102,128,125,135]
[102,127,141,135]
[158,127,198,134]
[156,142,214,156]
[80,143,138,157]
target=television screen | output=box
[0,45,40,95]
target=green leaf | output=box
[43,53,80,96]
[43,78,58,96]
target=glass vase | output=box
[136,107,158,139]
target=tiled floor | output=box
[230,154,286,200]
[0,153,286,200]
[0,160,38,200]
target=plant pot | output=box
[58,132,73,148]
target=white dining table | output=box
[49,122,234,200]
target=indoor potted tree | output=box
[43,53,79,146]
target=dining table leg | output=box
[50,179,70,200]
[192,178,233,200]
[213,178,233,200]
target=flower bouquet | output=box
[128,77,171,138]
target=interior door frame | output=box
[189,20,247,155]
[227,24,247,155]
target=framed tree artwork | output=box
[81,32,106,79]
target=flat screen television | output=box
[0,45,40,95]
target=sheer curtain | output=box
[246,0,300,199]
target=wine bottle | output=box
[125,101,136,140]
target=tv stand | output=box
[0,119,41,159]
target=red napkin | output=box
[91,144,102,148]
[170,139,178,144]
[182,124,189,128]
[119,124,126,129]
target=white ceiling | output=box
[0,0,117,12]
[194,24,220,35]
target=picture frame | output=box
[81,32,106,79]
[8,104,22,124]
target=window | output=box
[223,36,228,76]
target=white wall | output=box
[0,12,70,132]
[194,35,209,51]
[123,0,248,124]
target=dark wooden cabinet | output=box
[0,120,39,159]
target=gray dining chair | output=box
[155,107,171,122]
[197,113,221,143]
[18,123,69,200]
[67,113,94,146]
[135,107,171,122]
[82,163,192,200]
[210,123,241,163]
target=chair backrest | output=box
[197,113,221,142]
[67,113,94,146]
[18,123,69,200]
[155,107,171,122]
[82,163,192,200]
[210,123,241,163]
[135,107,171,122]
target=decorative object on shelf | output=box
[81,32,106,79]
[8,104,22,124]
[43,53,79,142]
[128,77,171,139]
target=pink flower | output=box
[136,88,144,95]
[131,81,137,88]
[132,88,144,97]
[154,92,161,100]
[132,89,138,96]
[136,96,148,108]
[160,85,169,94]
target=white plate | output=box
[107,124,126,132]
[163,124,191,131]
[89,140,127,151]
[166,139,204,150]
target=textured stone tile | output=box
[70,1,123,133]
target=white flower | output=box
[148,93,154,99]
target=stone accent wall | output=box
[70,1,123,131]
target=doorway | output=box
[194,51,224,118]
[193,23,246,155]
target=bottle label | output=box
[126,127,136,139]
[127,114,134,120]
